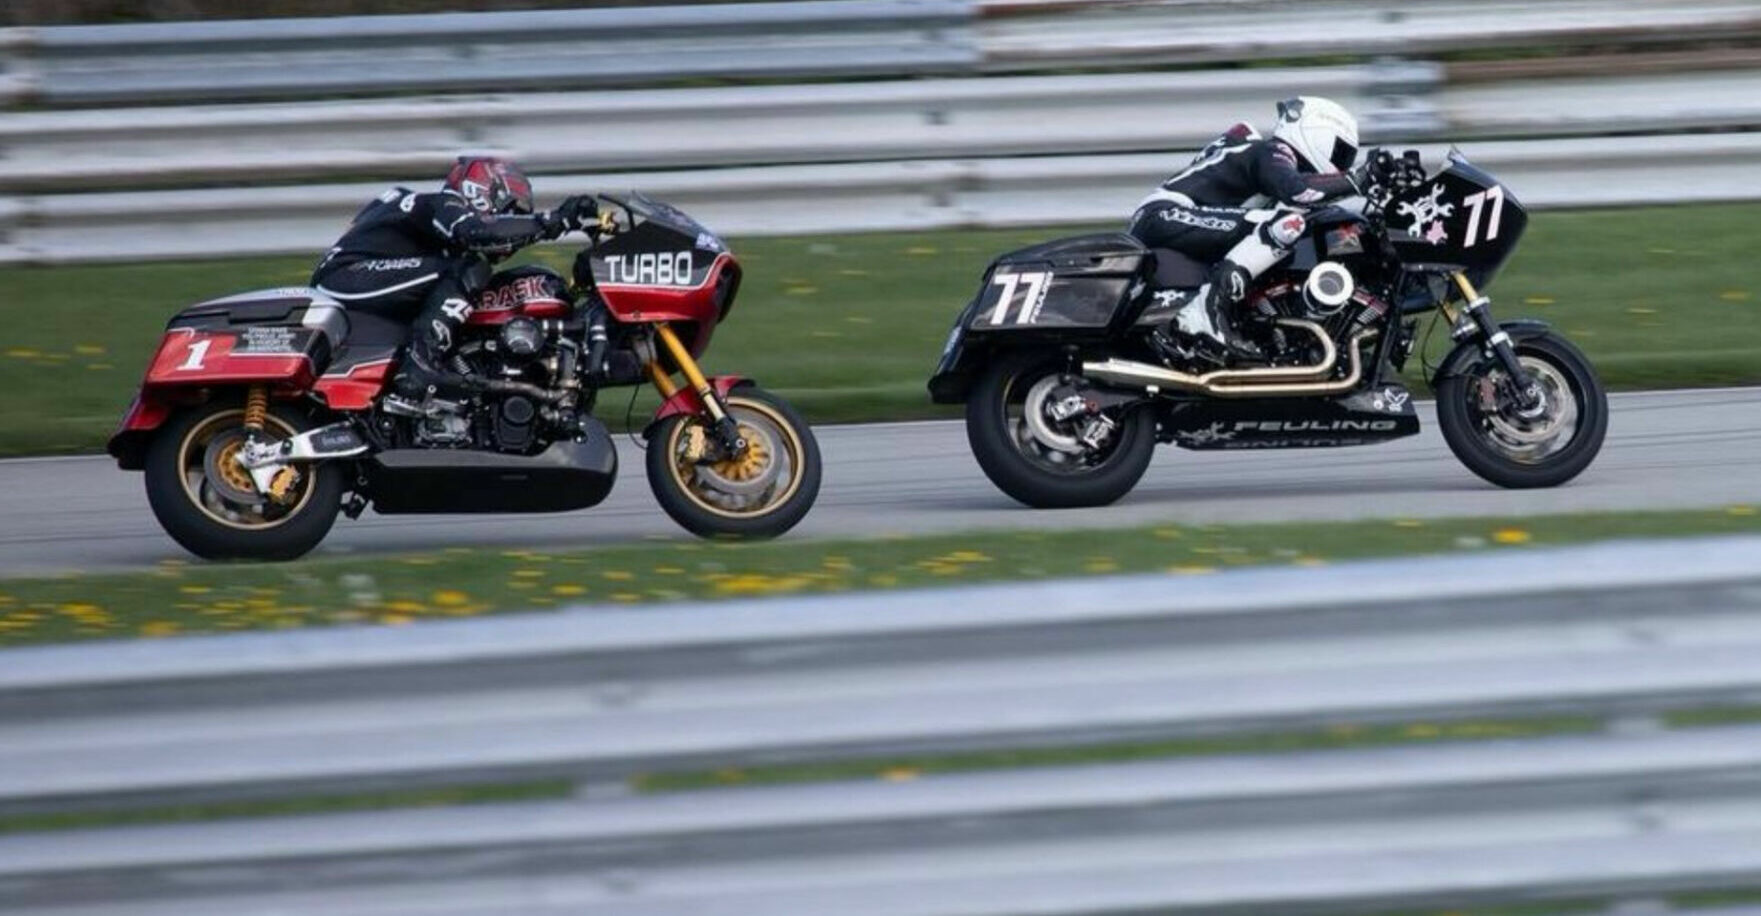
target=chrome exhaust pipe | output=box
[1082,327,1378,399]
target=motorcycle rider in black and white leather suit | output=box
[1129,97,1370,363]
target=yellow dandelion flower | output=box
[869,574,899,587]
[552,584,586,596]
[1083,559,1119,573]
[1491,528,1531,544]
[512,569,544,578]
[432,590,471,607]
[178,585,212,595]
[1523,296,1555,306]
[1720,290,1751,302]
[140,621,181,637]
[1728,505,1757,517]
[384,600,426,613]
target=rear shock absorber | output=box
[243,385,268,433]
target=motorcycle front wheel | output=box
[966,350,1156,508]
[1435,330,1608,489]
[143,401,344,560]
[646,387,822,539]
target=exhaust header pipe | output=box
[1082,324,1378,399]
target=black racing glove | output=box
[539,195,599,239]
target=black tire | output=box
[144,402,344,561]
[646,387,822,539]
[966,350,1156,508]
[1436,331,1608,489]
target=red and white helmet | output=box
[443,156,535,215]
[1272,97,1360,175]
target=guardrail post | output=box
[1362,57,1445,142]
[0,27,43,108]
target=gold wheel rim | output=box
[177,409,315,531]
[666,398,806,520]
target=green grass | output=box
[1,506,1756,648]
[1,202,1758,456]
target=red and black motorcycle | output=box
[108,193,822,561]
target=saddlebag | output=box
[965,233,1152,338]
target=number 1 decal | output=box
[988,271,1051,325]
[177,338,213,372]
[1461,185,1506,248]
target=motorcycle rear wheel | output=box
[1436,331,1607,489]
[966,350,1156,508]
[646,387,822,539]
[144,401,344,561]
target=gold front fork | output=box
[647,323,729,423]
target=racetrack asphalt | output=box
[1,388,1756,577]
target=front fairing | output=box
[1385,152,1529,291]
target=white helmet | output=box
[1272,97,1360,175]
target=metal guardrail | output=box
[3,537,1761,914]
[4,0,1757,105]
[8,132,1761,264]
[0,0,976,104]
[4,2,1760,262]
[0,63,1442,192]
[8,63,1759,195]
[980,0,1761,70]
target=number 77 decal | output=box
[1461,185,1505,248]
[988,271,1051,325]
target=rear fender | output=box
[1430,318,1553,387]
[643,376,752,440]
[106,391,180,470]
[106,326,326,470]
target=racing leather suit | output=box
[310,187,564,398]
[1129,129,1361,358]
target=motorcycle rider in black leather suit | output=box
[1130,97,1371,364]
[310,156,597,403]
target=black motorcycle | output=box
[929,150,1607,508]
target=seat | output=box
[1151,248,1210,290]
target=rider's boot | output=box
[389,295,481,405]
[1157,210,1307,366]
[1156,261,1263,365]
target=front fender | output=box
[1430,318,1553,387]
[643,376,752,439]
